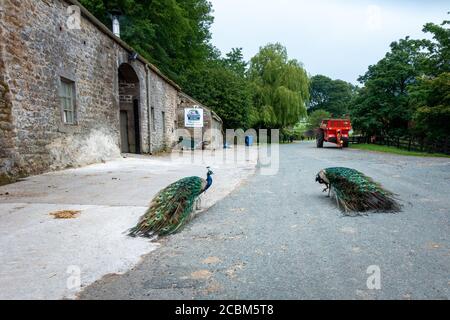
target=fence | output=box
[349,135,450,155]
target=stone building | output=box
[177,92,223,150]
[0,0,222,184]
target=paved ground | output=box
[0,148,257,299]
[79,142,450,300]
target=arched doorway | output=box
[118,63,141,154]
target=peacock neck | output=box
[204,174,213,192]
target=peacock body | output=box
[129,169,213,237]
[316,167,401,214]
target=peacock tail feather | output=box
[129,176,207,237]
[322,167,401,214]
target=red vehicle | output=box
[316,119,352,148]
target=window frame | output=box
[59,77,77,125]
[151,107,156,132]
[162,111,166,134]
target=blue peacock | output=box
[316,167,401,214]
[129,167,214,237]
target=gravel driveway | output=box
[79,142,450,300]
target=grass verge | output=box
[349,143,450,158]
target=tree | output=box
[421,18,450,75]
[411,72,450,140]
[80,1,254,129]
[308,75,355,117]
[79,0,214,84]
[349,15,450,140]
[182,49,253,129]
[223,48,247,77]
[349,37,428,136]
[307,109,331,130]
[409,16,450,141]
[348,87,385,136]
[248,43,309,129]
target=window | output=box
[162,111,166,134]
[59,78,76,124]
[151,107,156,132]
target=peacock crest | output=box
[129,167,214,237]
[316,167,401,215]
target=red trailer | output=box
[316,119,352,148]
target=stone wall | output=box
[149,71,179,152]
[210,113,224,150]
[0,0,181,183]
[1,0,120,180]
[0,0,19,184]
[0,51,18,184]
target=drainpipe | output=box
[146,65,152,154]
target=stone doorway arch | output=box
[118,63,141,154]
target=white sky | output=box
[209,0,449,84]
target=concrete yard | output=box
[0,148,258,299]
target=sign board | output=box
[185,107,204,128]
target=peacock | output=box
[129,167,214,237]
[316,167,401,214]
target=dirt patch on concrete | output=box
[202,256,222,265]
[191,270,213,280]
[50,210,81,219]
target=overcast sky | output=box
[209,0,449,84]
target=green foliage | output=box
[309,75,355,117]
[348,87,381,136]
[349,15,449,141]
[182,48,253,129]
[248,43,309,128]
[411,72,450,140]
[223,48,248,77]
[79,0,214,83]
[80,0,255,129]
[79,3,313,132]
[350,144,450,158]
[350,37,427,136]
[421,19,450,75]
[307,109,331,130]
[293,120,309,137]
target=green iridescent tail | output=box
[128,176,205,237]
[324,167,401,214]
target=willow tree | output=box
[248,43,309,128]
